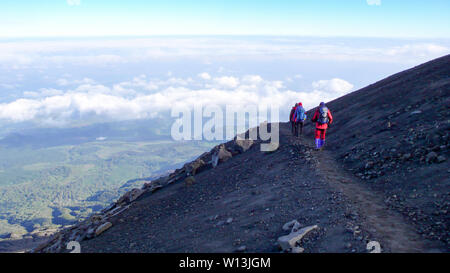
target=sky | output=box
[1,0,450,38]
[0,1,449,133]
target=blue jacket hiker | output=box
[293,102,306,137]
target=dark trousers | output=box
[291,121,295,134]
[294,121,304,137]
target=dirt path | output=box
[285,125,427,252]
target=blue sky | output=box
[1,0,450,38]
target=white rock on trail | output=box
[278,225,318,251]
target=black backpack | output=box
[318,107,329,124]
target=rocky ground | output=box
[32,54,449,253]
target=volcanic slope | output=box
[36,54,449,253]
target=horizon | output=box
[0,35,449,133]
[1,0,450,38]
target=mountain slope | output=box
[33,55,449,253]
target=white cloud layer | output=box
[0,75,354,125]
[0,38,448,70]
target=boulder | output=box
[233,139,254,153]
[277,225,318,251]
[167,169,187,185]
[95,222,112,236]
[117,188,145,205]
[184,158,206,175]
[212,145,232,167]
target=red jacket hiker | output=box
[311,105,333,130]
[311,102,333,149]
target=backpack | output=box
[290,107,296,121]
[297,106,306,121]
[318,107,329,124]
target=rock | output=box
[233,139,254,153]
[426,152,438,163]
[282,220,301,232]
[86,227,96,239]
[277,225,318,251]
[89,214,103,223]
[95,222,112,236]
[184,159,206,175]
[117,188,145,205]
[167,170,187,185]
[291,247,305,253]
[403,153,412,160]
[149,184,163,192]
[226,217,233,224]
[437,156,446,163]
[236,245,247,252]
[410,110,422,115]
[212,153,219,168]
[184,176,196,186]
[212,145,232,167]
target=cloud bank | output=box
[0,75,354,126]
[0,37,449,70]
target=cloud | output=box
[56,77,95,86]
[67,0,81,6]
[312,78,354,95]
[0,74,354,125]
[23,88,64,98]
[198,72,211,80]
[242,75,263,85]
[0,38,449,71]
[213,76,240,89]
[366,0,381,6]
[386,43,449,57]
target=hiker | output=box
[311,102,333,150]
[293,102,307,137]
[289,103,298,135]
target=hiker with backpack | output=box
[311,102,333,150]
[293,102,307,137]
[289,103,298,135]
